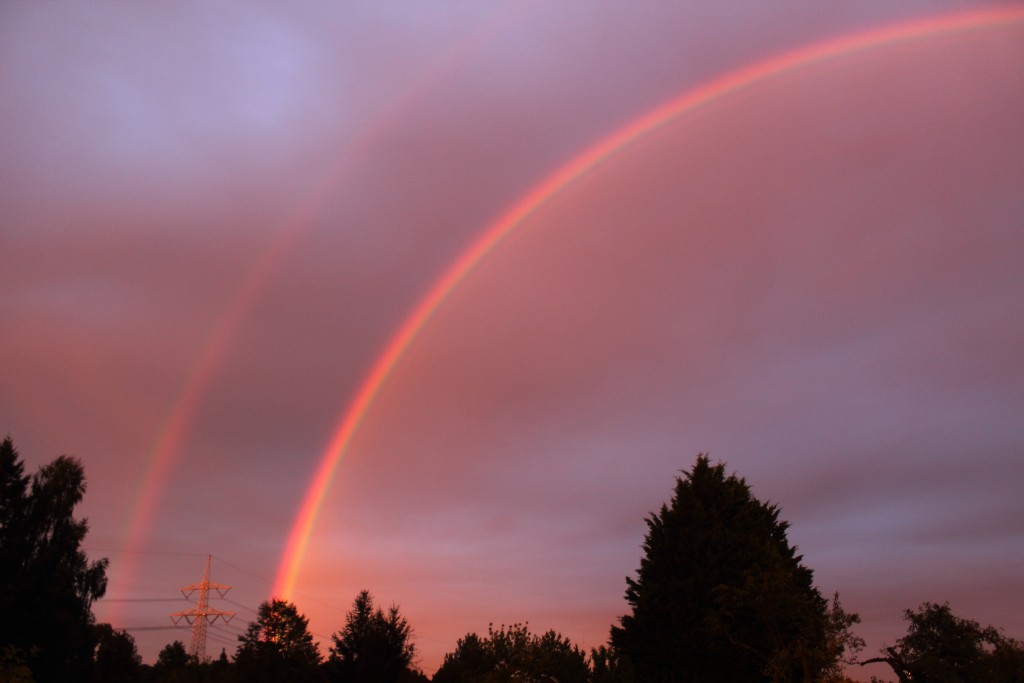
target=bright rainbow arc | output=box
[272,6,1024,599]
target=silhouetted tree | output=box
[155,640,193,670]
[92,623,142,682]
[206,647,231,682]
[819,592,865,681]
[610,454,859,682]
[326,590,420,683]
[151,639,200,683]
[235,598,322,682]
[0,436,108,682]
[589,644,635,683]
[433,622,590,683]
[862,602,1024,682]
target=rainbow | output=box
[267,6,1024,599]
[108,6,523,620]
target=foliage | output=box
[589,644,635,683]
[235,598,323,682]
[818,592,865,682]
[92,623,143,682]
[433,622,590,683]
[863,602,1024,683]
[326,589,420,683]
[151,640,203,683]
[610,454,858,682]
[155,640,193,670]
[0,436,109,682]
[0,645,34,683]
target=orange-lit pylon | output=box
[170,555,235,662]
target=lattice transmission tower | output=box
[170,554,235,662]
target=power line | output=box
[103,597,189,603]
[84,548,209,557]
[210,554,349,615]
[121,626,191,632]
[221,597,258,614]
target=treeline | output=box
[3,437,1022,682]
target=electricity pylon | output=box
[171,554,235,662]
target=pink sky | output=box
[2,2,1022,678]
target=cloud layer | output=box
[2,1,1021,675]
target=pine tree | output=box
[327,590,419,683]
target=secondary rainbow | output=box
[106,7,520,622]
[272,6,1024,599]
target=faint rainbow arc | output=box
[109,4,525,620]
[272,6,1024,599]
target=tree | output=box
[326,590,420,683]
[234,598,322,682]
[863,602,1024,682]
[610,454,859,682]
[155,640,193,670]
[819,592,865,682]
[152,640,200,683]
[0,436,108,682]
[91,623,142,682]
[433,622,590,683]
[590,644,635,683]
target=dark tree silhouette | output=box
[155,640,192,670]
[152,639,202,683]
[610,454,859,682]
[326,590,420,683]
[590,644,635,683]
[235,598,322,682]
[91,623,142,682]
[433,622,590,683]
[0,436,108,682]
[862,602,1024,683]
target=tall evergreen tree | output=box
[0,436,108,682]
[611,454,858,682]
[327,590,419,683]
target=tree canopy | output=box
[0,436,108,682]
[154,640,192,670]
[863,602,1024,682]
[433,622,590,683]
[327,589,420,683]
[610,454,859,682]
[91,623,143,683]
[234,598,323,682]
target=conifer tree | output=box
[327,590,419,683]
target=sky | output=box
[2,1,1022,678]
